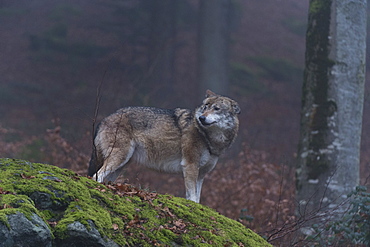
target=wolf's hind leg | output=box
[95,142,135,183]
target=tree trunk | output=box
[197,0,231,98]
[147,0,178,99]
[296,0,367,232]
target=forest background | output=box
[0,0,369,245]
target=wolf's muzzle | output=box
[199,115,215,126]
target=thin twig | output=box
[91,66,109,181]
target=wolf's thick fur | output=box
[88,90,240,203]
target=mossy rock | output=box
[0,158,271,247]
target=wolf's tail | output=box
[88,145,104,177]
[88,125,104,177]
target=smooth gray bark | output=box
[296,0,367,232]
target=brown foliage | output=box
[43,124,89,174]
[0,125,38,158]
[0,122,89,174]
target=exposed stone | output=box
[55,220,119,247]
[0,212,52,247]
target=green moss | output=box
[309,0,331,14]
[170,197,265,246]
[0,194,40,228]
[0,213,8,228]
[0,158,270,246]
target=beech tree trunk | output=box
[147,0,178,97]
[296,0,367,232]
[197,0,231,98]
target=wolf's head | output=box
[195,90,240,130]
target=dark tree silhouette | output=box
[197,0,231,98]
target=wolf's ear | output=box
[233,103,241,115]
[205,90,218,98]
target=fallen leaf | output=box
[47,221,58,227]
[2,204,13,209]
[20,173,35,179]
[0,188,16,195]
[112,223,119,230]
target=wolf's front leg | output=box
[195,177,205,202]
[181,160,200,203]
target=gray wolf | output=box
[88,90,240,203]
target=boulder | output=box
[0,158,271,246]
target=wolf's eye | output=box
[213,106,220,111]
